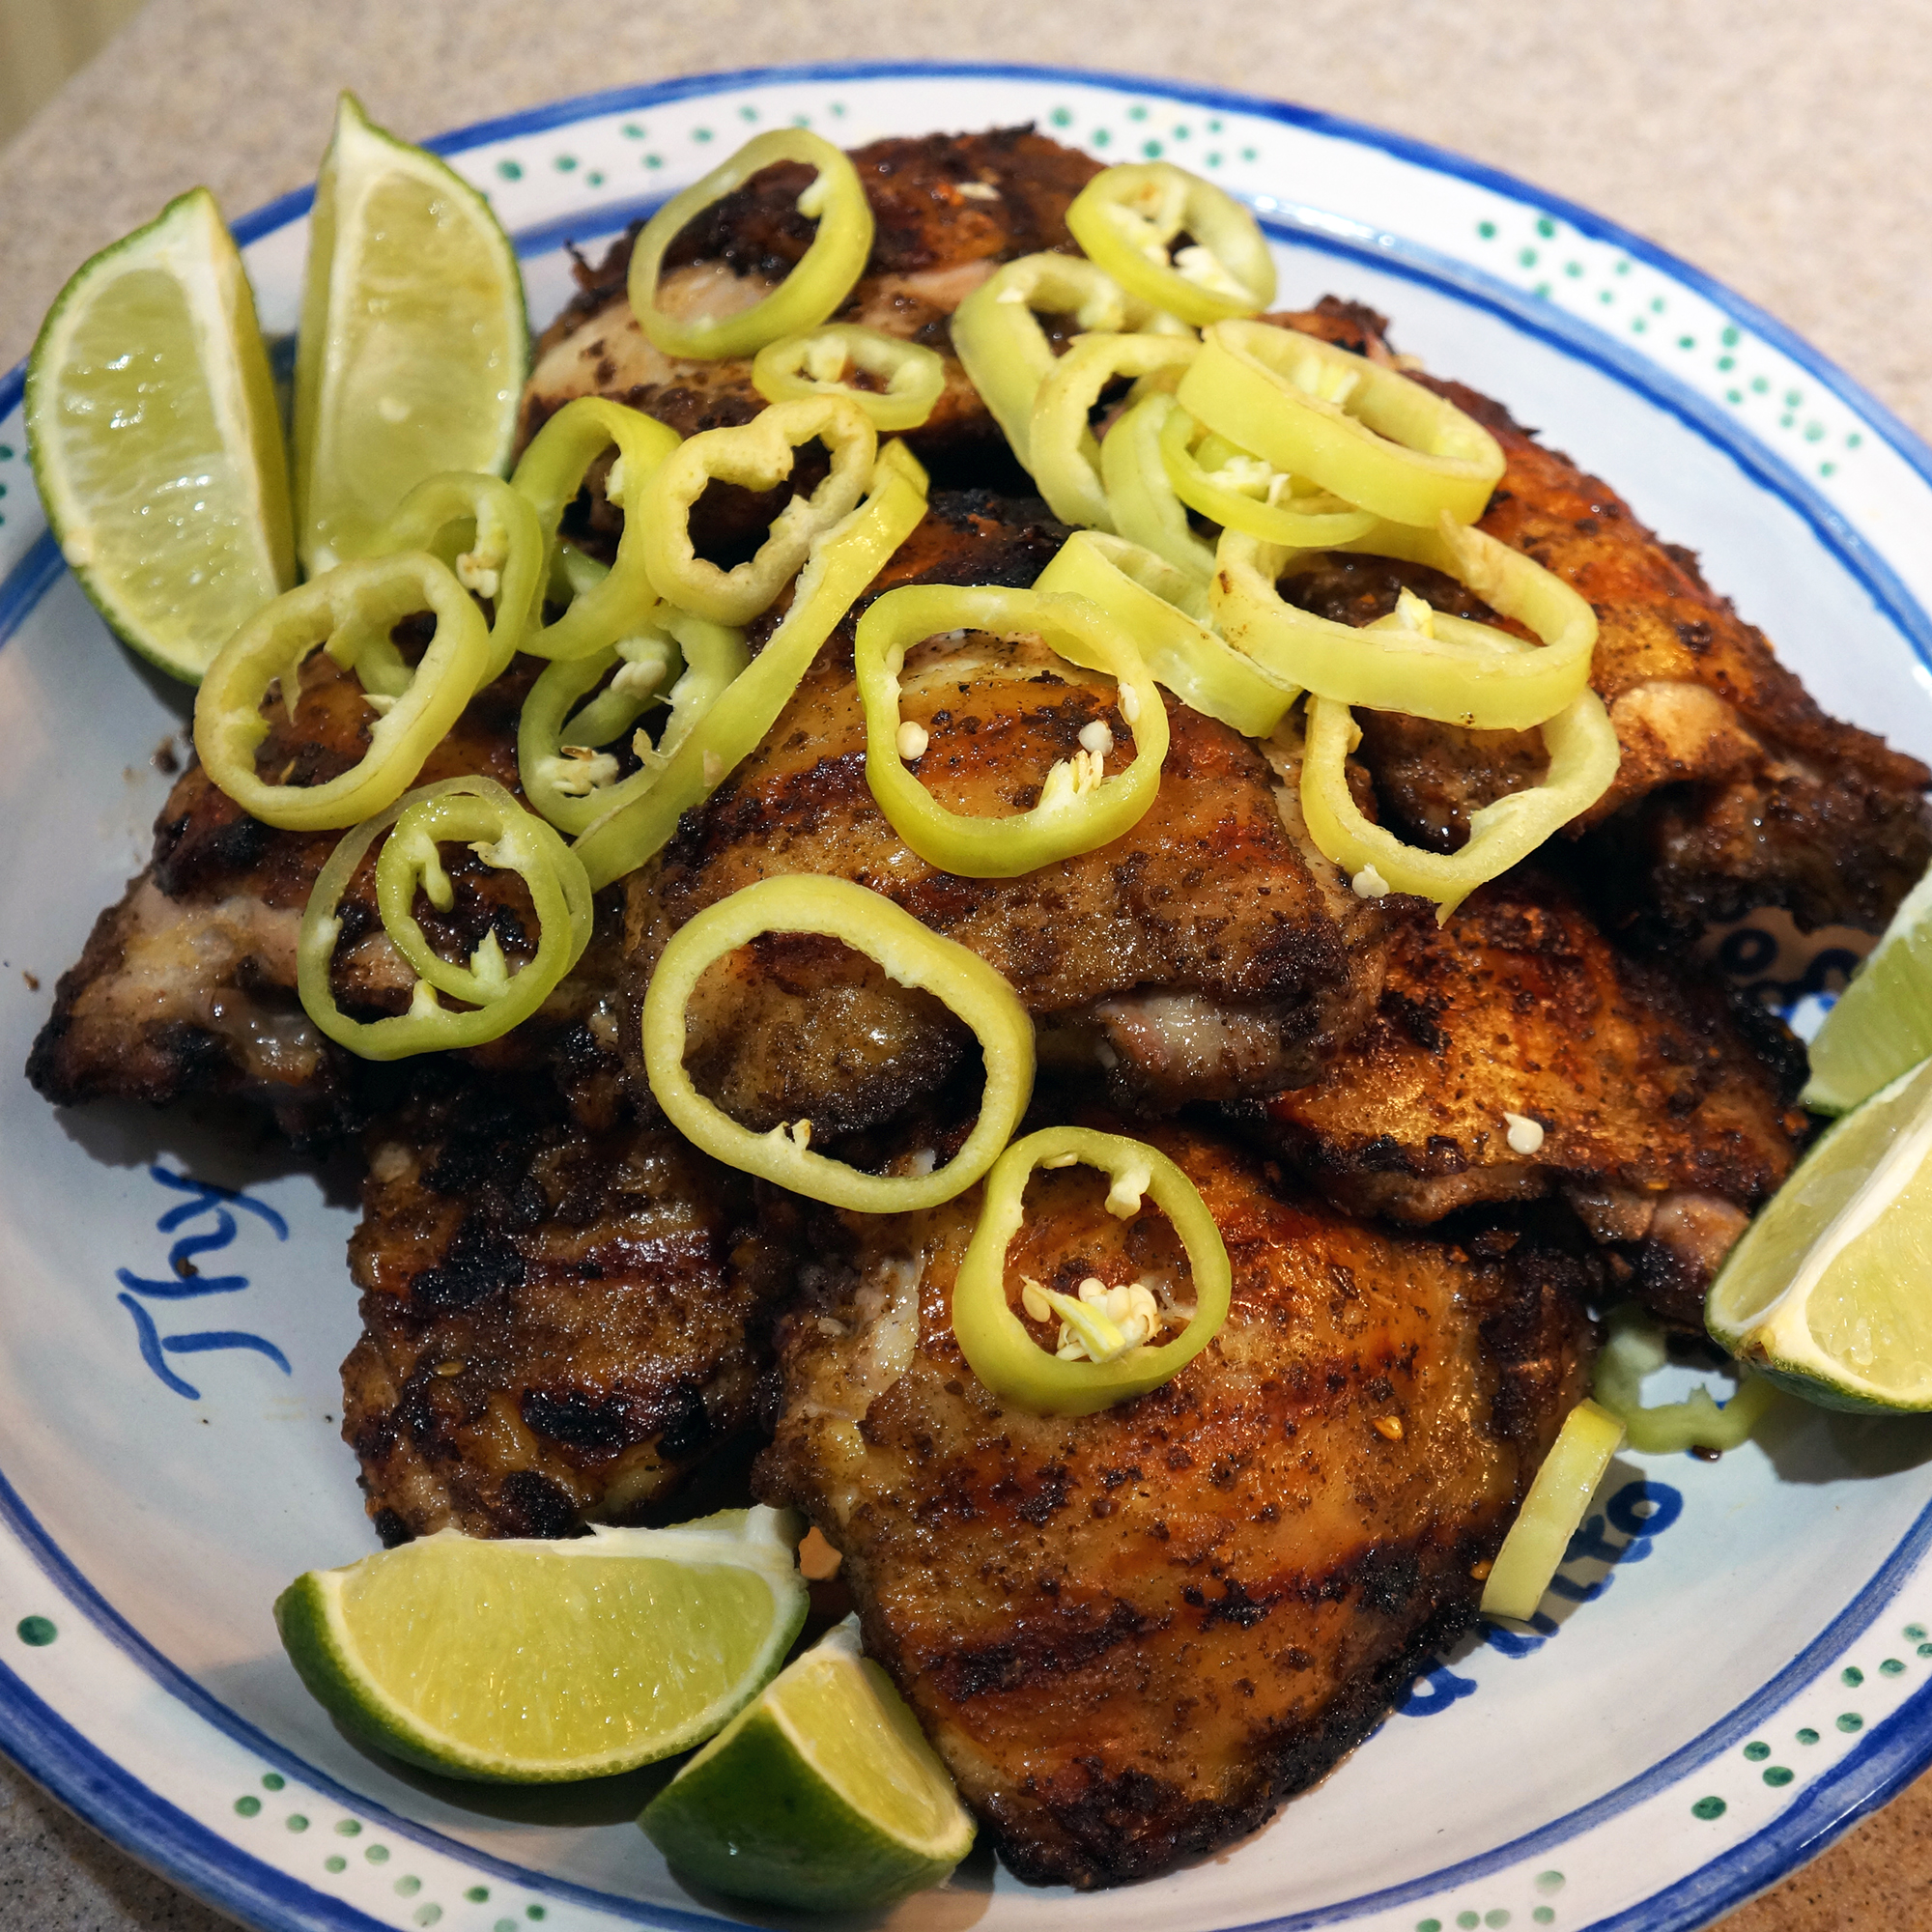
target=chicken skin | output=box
[755,1115,1594,1889]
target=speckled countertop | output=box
[3,3,1931,1926]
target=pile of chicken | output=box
[28,127,1928,1890]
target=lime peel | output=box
[274,1506,807,1783]
[1801,862,1932,1116]
[640,1616,975,1912]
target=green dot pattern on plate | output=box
[1418,1920,1441,1932]
[395,1876,421,1897]
[1458,1915,1480,1930]
[1744,1741,1771,1761]
[1918,1643,1932,1660]
[1535,1872,1564,1893]
[1764,1766,1795,1787]
[1487,1914,1511,1928]
[1843,1666,1864,1687]
[335,1819,361,1835]
[527,1910,547,1923]
[496,160,522,182]
[261,1773,284,1792]
[15,1617,55,1647]
[366,1844,389,1863]
[1692,1796,1727,1820]
[1798,1727,1820,1745]
[497,1922,518,1932]
[325,1856,346,1873]
[466,1889,490,1904]
[1534,1915,1555,1927]
[415,1910,441,1929]
[286,1815,308,1833]
[234,1796,261,1817]
[1839,1713,1864,1732]
[1884,1658,1907,1676]
[1909,1623,1928,1640]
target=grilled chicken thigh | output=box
[344,1069,786,1542]
[523,128,1103,485]
[622,494,1384,1125]
[755,1115,1594,1888]
[1241,867,1807,1323]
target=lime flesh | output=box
[1802,864,1932,1116]
[641,1618,975,1911]
[25,187,293,683]
[294,93,526,573]
[1709,1057,1932,1409]
[274,1509,808,1782]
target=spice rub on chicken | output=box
[1239,867,1808,1325]
[754,1115,1594,1889]
[522,127,1104,482]
[1285,361,1932,941]
[343,1068,789,1543]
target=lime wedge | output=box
[641,1618,975,1911]
[1709,1056,1932,1410]
[25,187,294,684]
[273,1508,808,1782]
[1801,864,1932,1115]
[294,93,526,573]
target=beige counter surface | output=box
[3,1,1931,1925]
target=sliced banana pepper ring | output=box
[509,396,682,661]
[1030,331,1199,531]
[1179,320,1505,526]
[518,611,750,837]
[951,1125,1233,1416]
[951,252,1161,469]
[1299,673,1622,922]
[641,875,1036,1213]
[193,551,491,832]
[752,324,947,433]
[626,128,875,361]
[638,395,877,627]
[1100,390,1216,580]
[297,776,594,1060]
[1065,161,1276,327]
[1158,400,1377,549]
[855,583,1169,879]
[365,471,546,684]
[1212,513,1599,731]
[1034,530,1298,740]
[571,443,929,891]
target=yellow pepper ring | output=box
[638,394,877,627]
[1099,390,1216,581]
[950,252,1148,470]
[1179,320,1506,526]
[1034,530,1298,741]
[509,396,682,663]
[626,128,876,361]
[641,875,1037,1213]
[1029,331,1200,531]
[855,583,1169,880]
[752,324,947,434]
[518,611,750,838]
[296,776,594,1061]
[951,1125,1234,1417]
[1300,676,1622,923]
[1065,161,1276,328]
[369,471,547,683]
[571,446,930,892]
[193,552,491,833]
[1212,514,1599,732]
[1158,400,1378,549]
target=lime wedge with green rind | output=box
[1709,1055,1932,1410]
[1801,863,1932,1116]
[25,186,294,684]
[641,1617,976,1911]
[273,1507,808,1782]
[294,93,526,574]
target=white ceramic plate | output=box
[3,61,1932,1932]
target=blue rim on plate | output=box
[3,60,1931,1932]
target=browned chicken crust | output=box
[1291,372,1932,939]
[755,1117,1594,1888]
[343,1070,788,1543]
[1240,868,1807,1324]
[522,127,1104,481]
